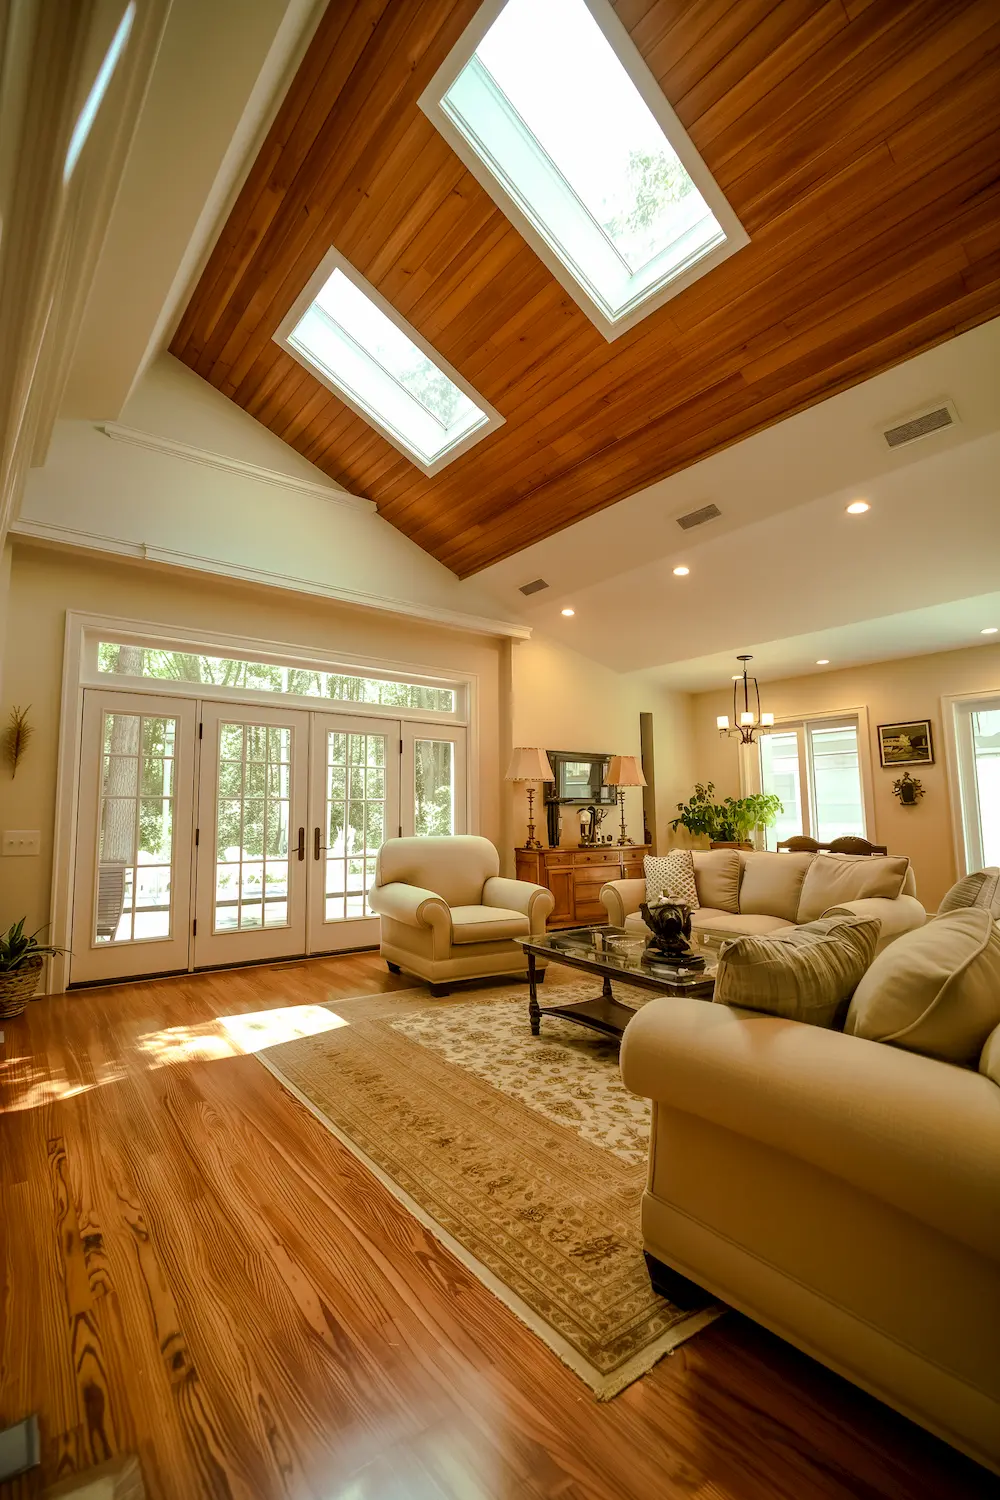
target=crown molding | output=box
[10,517,532,640]
[98,420,376,511]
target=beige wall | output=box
[690,643,1000,910]
[0,542,505,938]
[510,634,694,852]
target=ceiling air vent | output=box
[882,401,959,450]
[519,578,549,596]
[676,502,721,531]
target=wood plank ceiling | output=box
[172,0,1000,578]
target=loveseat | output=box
[601,848,925,953]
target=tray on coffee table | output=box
[520,924,716,1040]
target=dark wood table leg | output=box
[528,950,541,1035]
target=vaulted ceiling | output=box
[172,0,1000,578]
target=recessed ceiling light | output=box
[672,565,690,576]
[982,627,998,635]
[816,659,830,665]
[561,607,575,617]
[846,500,870,515]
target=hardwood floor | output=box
[1,955,995,1499]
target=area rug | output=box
[256,979,719,1398]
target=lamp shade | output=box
[505,746,555,781]
[604,754,646,788]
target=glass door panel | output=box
[308,714,400,953]
[72,691,197,983]
[402,726,467,837]
[194,704,308,967]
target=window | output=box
[952,696,1000,870]
[97,641,457,714]
[274,251,502,473]
[760,719,866,849]
[65,3,136,182]
[420,0,748,339]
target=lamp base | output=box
[523,836,543,851]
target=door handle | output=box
[314,826,322,861]
[296,827,305,861]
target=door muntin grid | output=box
[325,730,386,921]
[214,722,291,932]
[96,712,176,943]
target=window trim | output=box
[751,706,876,847]
[943,689,1000,875]
[418,0,749,342]
[273,247,504,476]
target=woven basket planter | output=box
[0,956,43,1018]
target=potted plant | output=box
[720,792,784,848]
[0,919,64,1017]
[671,785,782,850]
[670,782,727,843]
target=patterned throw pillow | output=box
[644,850,698,909]
[714,915,881,1029]
[937,867,1000,919]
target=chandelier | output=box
[717,655,774,745]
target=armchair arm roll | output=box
[367,881,451,934]
[482,876,555,931]
[601,877,646,927]
[620,999,1000,1262]
[821,894,925,949]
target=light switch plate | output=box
[2,830,40,856]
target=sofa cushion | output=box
[938,866,1000,919]
[846,908,1000,1065]
[797,852,910,924]
[738,851,813,921]
[449,905,531,944]
[624,911,650,936]
[692,909,794,937]
[981,1023,1000,1087]
[692,850,741,913]
[644,850,698,908]
[713,916,881,1029]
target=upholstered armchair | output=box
[368,835,555,994]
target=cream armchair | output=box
[368,835,555,994]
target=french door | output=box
[71,690,464,983]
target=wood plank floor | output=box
[1,955,996,1500]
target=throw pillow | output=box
[845,908,1000,1066]
[797,852,910,924]
[644,849,698,909]
[692,849,741,913]
[738,851,813,921]
[713,915,881,1029]
[937,866,1000,919]
[980,1023,1000,1088]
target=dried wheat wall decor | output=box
[3,705,33,778]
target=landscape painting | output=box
[878,720,934,767]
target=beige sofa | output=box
[368,835,554,993]
[620,997,1000,1474]
[602,848,925,953]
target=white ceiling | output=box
[478,319,1000,688]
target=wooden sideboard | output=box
[515,845,649,929]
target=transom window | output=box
[421,0,748,339]
[97,641,457,715]
[275,251,502,474]
[760,719,866,848]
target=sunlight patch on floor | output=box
[0,1058,127,1113]
[136,1005,348,1067]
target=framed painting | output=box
[877,720,934,767]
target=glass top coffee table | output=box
[521,924,717,1040]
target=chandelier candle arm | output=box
[505,746,555,851]
[718,656,773,745]
[604,754,646,847]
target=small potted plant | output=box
[0,919,64,1017]
[672,785,782,849]
[721,792,784,848]
[670,782,726,844]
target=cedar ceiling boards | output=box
[172,0,1000,577]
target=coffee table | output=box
[520,924,717,1039]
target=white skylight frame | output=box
[274,248,504,476]
[419,0,749,342]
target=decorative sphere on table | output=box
[639,898,706,969]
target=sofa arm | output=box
[620,998,1000,1262]
[822,894,925,950]
[367,882,451,934]
[482,876,554,931]
[601,878,646,926]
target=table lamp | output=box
[505,747,555,850]
[604,755,646,846]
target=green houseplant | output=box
[671,784,783,849]
[0,919,65,1018]
[670,782,727,841]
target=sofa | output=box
[601,848,925,954]
[367,834,554,993]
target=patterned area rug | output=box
[256,978,718,1398]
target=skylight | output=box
[275,251,502,474]
[420,0,748,339]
